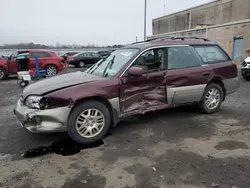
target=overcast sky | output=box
[0,0,212,45]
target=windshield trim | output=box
[86,48,140,78]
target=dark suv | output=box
[14,37,239,144]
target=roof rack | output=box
[147,36,210,42]
[130,36,210,45]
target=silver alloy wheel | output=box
[76,108,105,138]
[79,61,85,68]
[46,66,57,76]
[0,69,5,79]
[205,88,221,110]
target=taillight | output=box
[233,61,238,68]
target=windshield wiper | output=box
[87,57,108,73]
[103,55,115,77]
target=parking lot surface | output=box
[0,68,250,188]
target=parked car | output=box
[241,56,250,80]
[0,49,64,79]
[14,37,239,144]
[1,55,9,60]
[61,52,79,57]
[69,52,102,68]
[61,51,80,65]
[0,57,8,80]
[97,50,111,58]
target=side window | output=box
[168,46,203,70]
[88,53,94,57]
[42,52,51,57]
[92,53,99,57]
[31,52,44,58]
[194,46,229,63]
[133,48,165,72]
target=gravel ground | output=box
[0,68,250,188]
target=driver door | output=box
[120,48,167,116]
[7,52,18,73]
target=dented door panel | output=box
[120,70,167,116]
[166,66,213,105]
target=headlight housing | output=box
[24,96,50,109]
[25,96,42,109]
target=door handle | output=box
[203,72,211,76]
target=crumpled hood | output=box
[22,71,105,98]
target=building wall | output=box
[149,21,250,61]
[207,22,250,61]
[153,0,250,35]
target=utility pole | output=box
[164,5,166,15]
[144,0,147,41]
[136,36,138,42]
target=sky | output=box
[0,0,213,46]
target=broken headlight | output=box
[25,96,50,109]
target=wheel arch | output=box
[70,96,119,127]
[45,63,59,69]
[0,66,7,80]
[44,64,59,75]
[207,78,226,101]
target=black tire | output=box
[242,75,250,81]
[68,100,112,144]
[199,83,223,114]
[0,67,7,80]
[78,61,85,68]
[45,65,58,76]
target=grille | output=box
[242,61,247,67]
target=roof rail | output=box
[147,36,210,42]
[131,40,148,45]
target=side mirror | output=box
[127,66,143,76]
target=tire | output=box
[199,83,223,114]
[242,75,250,81]
[0,67,7,80]
[78,61,85,68]
[68,100,112,144]
[45,65,58,76]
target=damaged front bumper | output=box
[13,100,70,133]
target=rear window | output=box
[194,46,229,64]
[31,52,52,58]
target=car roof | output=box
[124,37,216,50]
[18,49,54,53]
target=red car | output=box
[0,49,64,80]
[0,57,8,80]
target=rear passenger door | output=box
[193,45,238,94]
[89,52,100,64]
[30,52,49,70]
[166,46,213,105]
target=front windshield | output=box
[86,48,139,78]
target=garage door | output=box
[232,38,244,61]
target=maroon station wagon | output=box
[14,37,240,144]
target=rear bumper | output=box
[222,77,240,95]
[14,100,69,133]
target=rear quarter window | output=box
[42,52,52,57]
[194,45,229,64]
